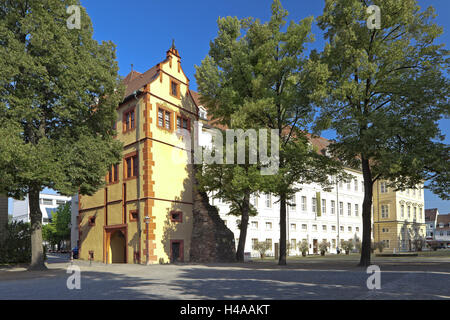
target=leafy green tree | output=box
[42,202,71,250]
[196,159,261,262]
[196,0,343,265]
[0,0,123,270]
[315,0,449,266]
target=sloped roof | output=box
[437,214,450,226]
[123,66,159,98]
[425,208,439,222]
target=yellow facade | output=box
[373,180,426,252]
[78,45,197,264]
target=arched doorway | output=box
[110,230,126,263]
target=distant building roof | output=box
[425,208,439,222]
[122,66,158,98]
[437,214,450,226]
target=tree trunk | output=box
[359,157,373,267]
[236,193,250,262]
[28,187,47,270]
[278,194,287,265]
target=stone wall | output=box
[190,189,236,263]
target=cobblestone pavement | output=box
[0,254,449,299]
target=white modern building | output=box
[12,193,72,224]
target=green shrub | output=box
[0,221,31,264]
[253,240,271,259]
[298,240,309,256]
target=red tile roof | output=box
[437,214,450,226]
[123,66,159,98]
[425,208,438,222]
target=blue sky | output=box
[8,0,449,213]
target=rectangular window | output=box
[322,199,326,215]
[348,226,352,232]
[312,224,317,231]
[347,203,351,216]
[380,182,387,193]
[252,195,258,207]
[340,226,344,232]
[339,202,343,216]
[170,80,180,98]
[124,154,138,179]
[123,109,135,132]
[176,115,190,131]
[356,227,359,232]
[355,204,359,216]
[332,225,336,231]
[42,199,53,206]
[408,206,411,218]
[331,200,335,215]
[157,108,172,131]
[108,163,119,184]
[252,238,258,250]
[289,195,296,209]
[354,179,358,191]
[266,222,272,230]
[381,205,389,218]
[312,198,316,213]
[266,239,272,249]
[401,205,405,218]
[251,221,258,229]
[290,223,296,231]
[265,194,272,208]
[322,225,327,231]
[347,180,351,190]
[302,224,307,230]
[301,196,307,211]
[414,207,417,220]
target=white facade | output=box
[212,172,365,257]
[196,111,365,257]
[12,193,72,224]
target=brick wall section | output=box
[0,195,8,237]
[190,188,236,263]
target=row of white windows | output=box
[251,238,356,250]
[228,220,360,233]
[380,204,423,220]
[243,194,362,217]
[379,182,422,197]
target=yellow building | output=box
[78,44,198,264]
[373,181,426,253]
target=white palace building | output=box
[195,101,366,257]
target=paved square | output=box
[0,253,449,299]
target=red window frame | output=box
[124,152,138,180]
[108,163,119,184]
[176,115,190,131]
[123,107,136,133]
[157,107,172,131]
